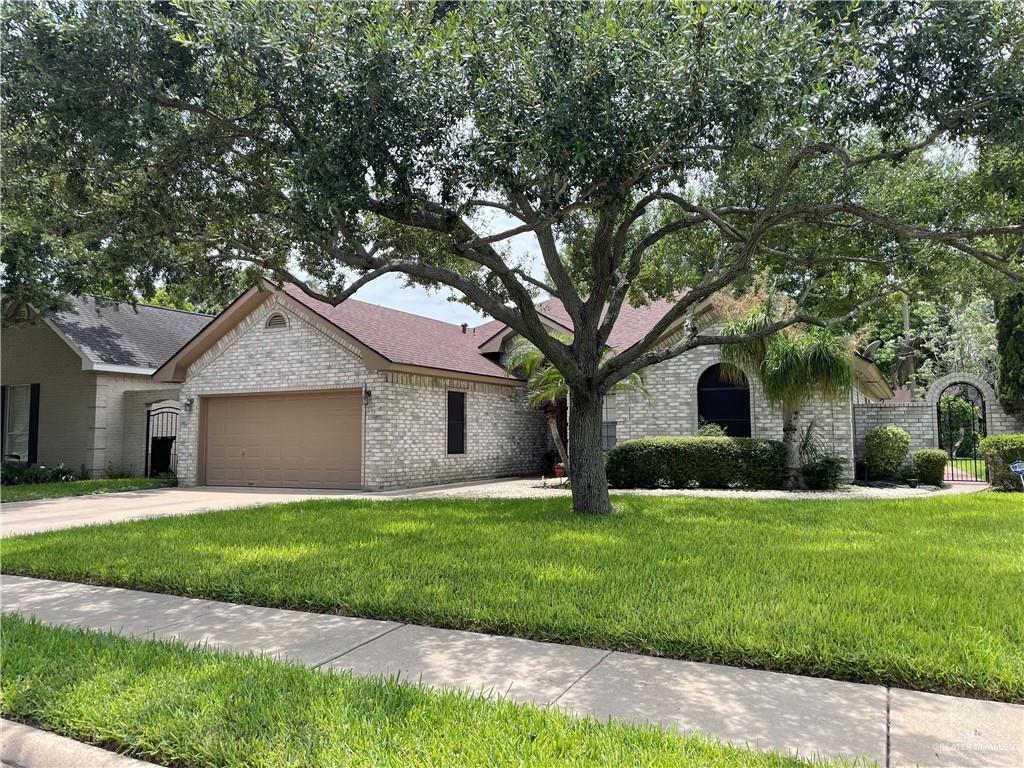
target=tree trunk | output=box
[545,405,569,469]
[781,405,804,490]
[568,388,614,514]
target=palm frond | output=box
[722,309,853,410]
[505,333,648,408]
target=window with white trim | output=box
[4,385,31,461]
[601,393,617,451]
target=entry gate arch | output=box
[926,373,994,483]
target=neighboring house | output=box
[2,297,212,477]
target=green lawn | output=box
[0,615,829,768]
[3,494,1021,701]
[0,478,173,503]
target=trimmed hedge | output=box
[0,462,82,486]
[606,437,785,490]
[979,434,1024,491]
[912,449,947,487]
[864,425,910,479]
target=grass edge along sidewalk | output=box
[0,615,846,768]
[1,478,173,503]
[3,493,1021,702]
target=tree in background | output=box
[721,313,853,489]
[995,293,1024,413]
[4,2,1023,512]
[865,293,999,393]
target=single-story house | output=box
[1,297,211,477]
[5,282,895,489]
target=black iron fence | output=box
[145,406,180,477]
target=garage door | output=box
[203,391,361,489]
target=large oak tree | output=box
[3,1,1023,512]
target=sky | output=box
[348,212,546,326]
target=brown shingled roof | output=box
[283,284,512,380]
[285,283,680,379]
[476,296,679,352]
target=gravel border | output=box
[404,477,990,501]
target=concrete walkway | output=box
[0,479,988,538]
[2,576,1020,767]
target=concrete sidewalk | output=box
[2,576,1020,767]
[1,719,160,768]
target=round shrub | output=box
[864,425,910,480]
[606,437,785,490]
[979,434,1024,491]
[911,449,947,487]
[801,455,848,490]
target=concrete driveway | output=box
[0,486,370,538]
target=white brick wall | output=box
[176,297,548,489]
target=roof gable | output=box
[282,284,511,380]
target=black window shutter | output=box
[0,384,6,457]
[447,391,466,455]
[28,383,40,464]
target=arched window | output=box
[265,312,288,330]
[697,364,751,437]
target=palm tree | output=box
[504,335,648,474]
[721,312,853,490]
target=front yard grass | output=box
[2,493,1021,701]
[1,478,173,503]
[0,614,828,768]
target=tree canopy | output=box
[3,0,1022,511]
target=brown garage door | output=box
[203,391,361,489]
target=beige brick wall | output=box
[1,322,100,474]
[95,376,182,475]
[853,371,1024,463]
[617,341,855,474]
[176,297,547,489]
[122,390,182,476]
[364,371,548,490]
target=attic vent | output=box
[265,312,288,330]
[14,305,30,322]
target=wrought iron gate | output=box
[936,383,988,482]
[145,406,180,477]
